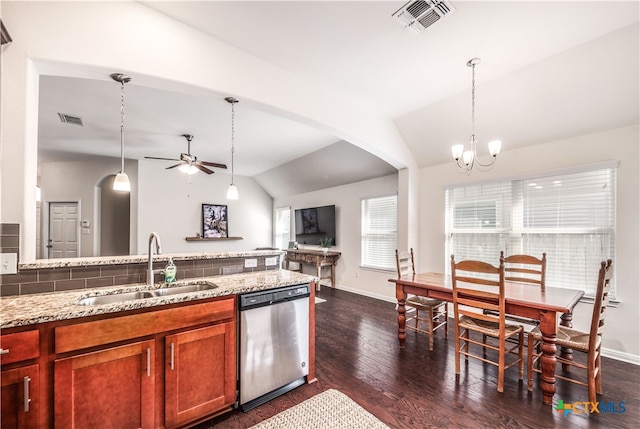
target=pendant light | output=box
[111,73,132,192]
[225,97,239,200]
[451,58,502,175]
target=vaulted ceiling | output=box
[35,1,639,197]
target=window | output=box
[445,165,616,297]
[274,207,291,250]
[361,195,397,271]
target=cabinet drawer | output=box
[55,297,235,354]
[0,330,39,365]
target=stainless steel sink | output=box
[77,291,156,306]
[153,283,217,296]
[76,282,218,306]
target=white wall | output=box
[137,160,272,253]
[274,174,399,301]
[420,125,640,360]
[39,158,138,258]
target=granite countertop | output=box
[18,249,285,270]
[0,269,315,329]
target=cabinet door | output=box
[165,322,236,428]
[54,340,155,429]
[1,364,39,429]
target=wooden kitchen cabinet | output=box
[51,297,236,428]
[164,322,236,428]
[1,364,40,429]
[1,330,40,429]
[54,339,156,429]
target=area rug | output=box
[315,297,327,304]
[249,389,389,429]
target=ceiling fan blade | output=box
[145,156,181,162]
[195,164,214,175]
[166,163,183,170]
[198,161,228,169]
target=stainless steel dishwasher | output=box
[239,284,310,411]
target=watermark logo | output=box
[556,399,626,416]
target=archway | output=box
[99,175,130,256]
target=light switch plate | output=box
[265,257,277,266]
[244,258,258,268]
[0,253,18,275]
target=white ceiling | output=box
[37,1,639,196]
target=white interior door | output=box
[48,202,79,258]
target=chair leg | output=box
[428,307,435,351]
[415,309,420,329]
[443,305,449,338]
[518,331,524,381]
[497,337,505,393]
[595,352,603,395]
[464,329,469,361]
[454,324,461,376]
[482,334,487,357]
[527,334,534,391]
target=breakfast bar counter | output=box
[0,269,315,329]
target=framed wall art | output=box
[202,204,228,238]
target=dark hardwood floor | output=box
[198,288,639,428]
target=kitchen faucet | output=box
[147,232,162,286]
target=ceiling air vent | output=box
[392,0,455,34]
[57,113,84,126]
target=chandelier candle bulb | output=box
[488,140,502,157]
[452,144,464,160]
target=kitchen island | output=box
[0,269,317,429]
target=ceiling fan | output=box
[144,134,227,175]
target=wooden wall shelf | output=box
[185,237,243,242]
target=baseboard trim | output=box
[602,347,640,366]
[325,283,640,366]
[329,283,397,304]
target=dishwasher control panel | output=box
[239,284,310,310]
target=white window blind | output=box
[445,166,616,297]
[361,195,397,271]
[274,207,291,250]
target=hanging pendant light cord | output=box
[470,61,476,144]
[230,102,235,184]
[120,79,126,174]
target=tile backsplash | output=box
[0,255,279,297]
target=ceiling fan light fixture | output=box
[179,164,199,175]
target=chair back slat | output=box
[590,259,613,349]
[450,254,506,331]
[395,248,415,277]
[501,251,546,291]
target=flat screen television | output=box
[294,204,336,246]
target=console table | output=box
[286,249,341,291]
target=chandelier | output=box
[451,58,501,175]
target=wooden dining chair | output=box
[395,249,448,351]
[527,259,613,403]
[483,251,546,326]
[450,254,524,393]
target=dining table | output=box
[390,272,584,405]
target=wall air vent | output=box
[57,113,84,126]
[392,0,455,34]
